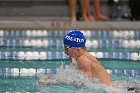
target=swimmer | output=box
[63,30,112,85]
[38,30,112,85]
[38,30,139,92]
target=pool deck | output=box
[0,17,140,30]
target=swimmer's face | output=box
[64,45,72,51]
[64,45,78,58]
[64,45,72,55]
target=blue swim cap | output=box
[64,30,86,47]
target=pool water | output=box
[0,29,140,93]
[1,60,140,92]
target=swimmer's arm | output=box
[38,77,82,87]
[38,76,60,85]
[38,76,86,88]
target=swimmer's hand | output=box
[38,79,50,85]
[38,76,56,85]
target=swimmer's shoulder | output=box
[77,53,94,64]
[77,55,91,66]
[83,53,98,62]
[83,53,102,66]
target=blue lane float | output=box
[0,30,140,39]
[111,69,140,78]
[0,39,140,48]
[0,68,140,77]
[0,51,139,61]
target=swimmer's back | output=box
[77,52,113,84]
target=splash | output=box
[39,61,140,93]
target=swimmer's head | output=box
[63,30,86,47]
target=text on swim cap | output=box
[65,35,85,42]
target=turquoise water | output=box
[0,30,140,92]
[0,60,140,92]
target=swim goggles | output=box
[64,45,72,51]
